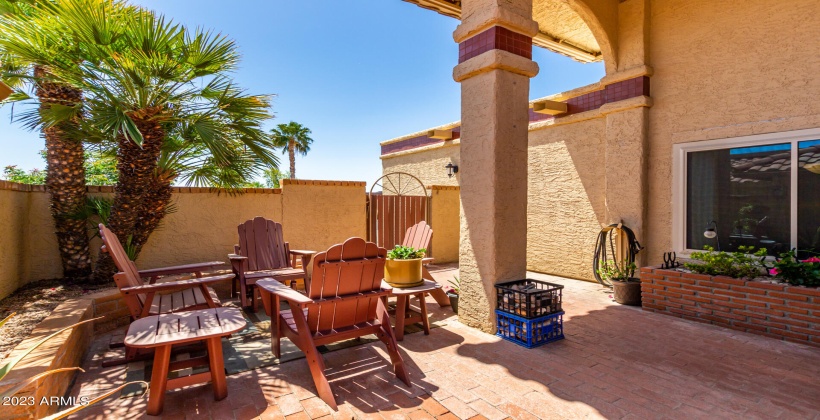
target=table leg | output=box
[147,344,172,416]
[206,336,228,401]
[418,292,431,335]
[395,295,407,341]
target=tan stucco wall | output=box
[429,187,460,263]
[136,191,284,269]
[382,118,608,282]
[0,181,367,300]
[527,119,607,280]
[381,142,461,188]
[280,180,367,252]
[0,189,35,299]
[644,0,820,264]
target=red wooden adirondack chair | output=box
[99,224,232,320]
[402,221,450,306]
[257,237,411,410]
[99,224,233,366]
[229,217,315,310]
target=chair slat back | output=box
[237,217,290,271]
[305,237,386,333]
[98,224,146,317]
[402,221,433,251]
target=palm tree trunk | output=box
[289,139,296,179]
[34,66,92,280]
[130,171,175,258]
[92,112,164,283]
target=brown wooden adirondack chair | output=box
[99,224,233,366]
[229,217,315,310]
[257,237,411,410]
[402,221,450,307]
[100,224,232,320]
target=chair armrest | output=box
[422,257,434,265]
[289,249,316,256]
[256,279,312,306]
[138,261,225,278]
[228,254,248,261]
[120,274,234,295]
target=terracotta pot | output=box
[384,258,424,288]
[612,278,642,305]
[448,293,459,314]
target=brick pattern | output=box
[458,26,532,63]
[641,267,820,347]
[381,127,461,155]
[382,77,650,156]
[71,269,820,419]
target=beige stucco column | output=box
[453,0,539,332]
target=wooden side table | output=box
[124,307,246,415]
[381,280,442,341]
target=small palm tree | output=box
[0,0,137,279]
[33,2,278,281]
[270,121,313,179]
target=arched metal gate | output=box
[367,172,430,250]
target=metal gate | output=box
[367,172,429,250]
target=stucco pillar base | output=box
[455,0,537,333]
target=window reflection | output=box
[798,140,820,258]
[687,143,791,255]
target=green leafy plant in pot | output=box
[598,261,641,305]
[384,245,426,288]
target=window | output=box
[673,129,820,257]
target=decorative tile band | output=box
[381,76,650,156]
[458,26,532,63]
[381,127,461,155]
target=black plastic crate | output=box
[495,278,563,318]
[496,310,564,348]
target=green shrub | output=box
[386,245,425,260]
[684,246,767,279]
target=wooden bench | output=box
[124,307,246,415]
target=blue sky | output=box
[0,0,604,185]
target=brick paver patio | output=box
[69,267,820,419]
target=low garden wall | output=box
[0,179,366,300]
[641,267,820,347]
[0,297,94,419]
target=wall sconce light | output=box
[445,162,459,178]
[703,220,720,251]
[0,82,12,101]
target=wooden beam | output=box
[532,99,568,115]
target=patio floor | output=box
[69,266,820,420]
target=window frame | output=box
[672,127,820,254]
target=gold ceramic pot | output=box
[384,258,424,288]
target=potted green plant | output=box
[384,245,426,288]
[598,261,641,305]
[445,276,460,314]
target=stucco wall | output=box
[527,119,607,280]
[429,186,460,263]
[0,180,367,300]
[381,142,461,188]
[645,0,820,264]
[280,180,367,252]
[381,117,608,281]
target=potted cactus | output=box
[599,261,641,305]
[384,245,426,288]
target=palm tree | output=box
[36,3,277,282]
[270,121,313,179]
[0,0,134,279]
